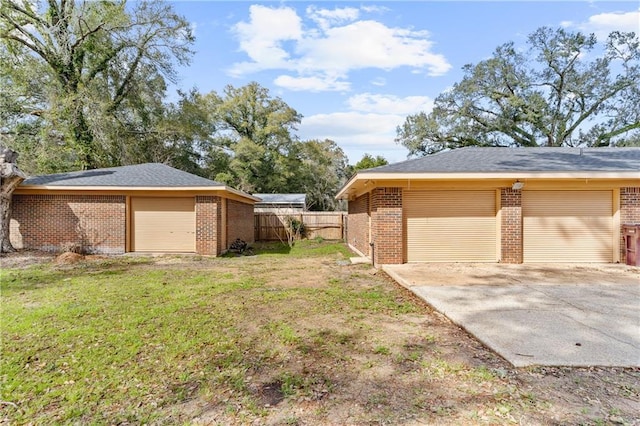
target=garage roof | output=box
[337,147,640,200]
[22,163,226,187]
[18,163,260,202]
[361,147,640,173]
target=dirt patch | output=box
[0,250,56,269]
[54,252,85,264]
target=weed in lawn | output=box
[421,358,465,380]
[265,321,300,345]
[373,345,391,355]
[405,351,422,362]
[468,365,497,382]
[279,372,304,397]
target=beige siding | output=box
[131,197,195,252]
[404,190,497,262]
[522,191,613,262]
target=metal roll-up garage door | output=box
[522,191,613,262]
[404,190,497,262]
[131,197,196,252]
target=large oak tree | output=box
[396,27,640,156]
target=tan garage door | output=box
[523,191,613,262]
[131,197,195,252]
[405,190,497,262]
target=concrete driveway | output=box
[382,263,640,368]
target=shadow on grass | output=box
[250,242,293,256]
[0,264,131,293]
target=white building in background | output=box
[253,193,307,213]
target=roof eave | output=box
[15,185,262,202]
[336,171,640,200]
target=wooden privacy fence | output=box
[254,212,346,241]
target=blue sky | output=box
[168,1,640,164]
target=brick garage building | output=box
[10,163,258,255]
[337,147,640,265]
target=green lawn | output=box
[1,240,637,425]
[1,241,420,423]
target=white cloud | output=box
[228,4,451,90]
[562,9,640,39]
[360,5,390,15]
[274,74,350,92]
[298,93,434,162]
[306,6,359,30]
[229,5,301,75]
[299,112,407,162]
[295,20,450,76]
[347,93,433,115]
[370,77,386,87]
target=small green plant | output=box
[373,345,390,355]
[279,372,304,396]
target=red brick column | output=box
[371,187,403,264]
[501,188,522,263]
[621,187,640,262]
[347,193,370,257]
[196,196,221,255]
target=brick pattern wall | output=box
[621,187,640,263]
[195,196,221,255]
[500,188,522,263]
[347,193,370,256]
[371,187,403,264]
[227,199,255,248]
[10,194,126,253]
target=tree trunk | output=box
[1,147,27,253]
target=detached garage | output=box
[338,147,640,265]
[10,163,258,255]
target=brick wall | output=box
[371,187,403,264]
[621,187,640,263]
[10,194,126,254]
[347,193,370,256]
[500,188,522,263]
[195,196,221,255]
[227,199,255,247]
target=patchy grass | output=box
[249,239,354,258]
[1,241,638,425]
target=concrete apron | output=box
[383,264,640,368]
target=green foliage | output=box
[200,84,349,209]
[396,27,640,155]
[1,0,195,173]
[351,153,389,173]
[295,139,349,211]
[287,217,307,239]
[201,82,302,193]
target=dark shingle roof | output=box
[253,194,306,204]
[22,163,226,187]
[361,147,640,174]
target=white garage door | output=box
[405,191,497,262]
[131,197,196,252]
[523,191,613,262]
